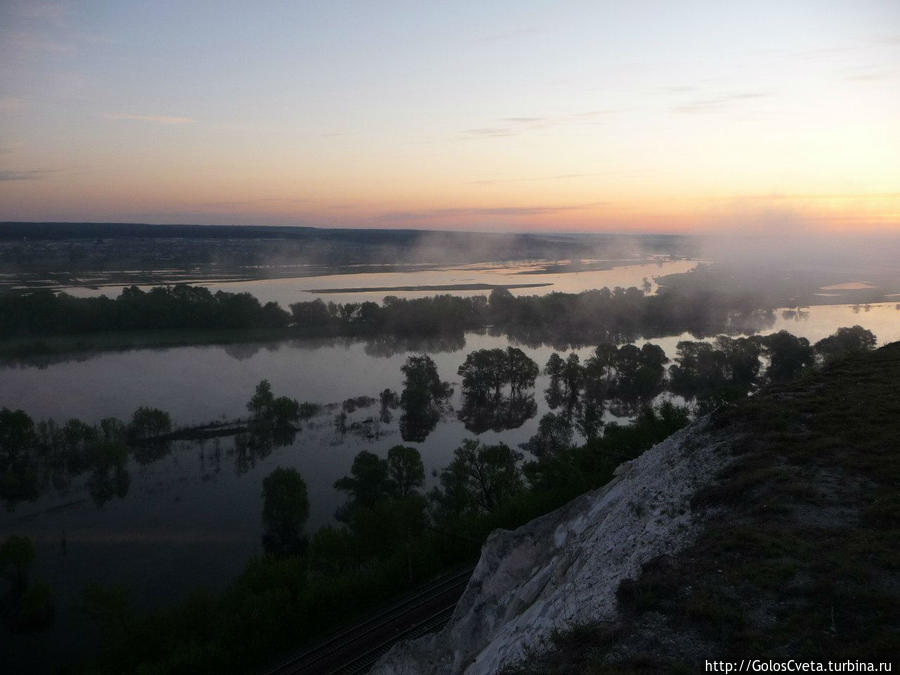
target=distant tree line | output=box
[0,285,290,337]
[0,283,778,349]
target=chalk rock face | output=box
[372,419,731,675]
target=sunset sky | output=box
[1,1,898,233]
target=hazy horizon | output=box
[1,1,898,234]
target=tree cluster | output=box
[457,347,539,433]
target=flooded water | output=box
[2,259,898,666]
[59,258,698,306]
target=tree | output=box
[0,409,40,507]
[431,440,523,519]
[762,331,814,381]
[386,446,425,498]
[562,353,584,407]
[814,325,876,364]
[248,380,275,419]
[458,347,538,434]
[262,467,309,556]
[458,349,505,402]
[334,451,391,517]
[520,412,574,458]
[505,347,539,396]
[543,352,565,409]
[399,355,452,442]
[128,407,172,441]
[269,397,300,428]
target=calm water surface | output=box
[1,277,898,666]
[61,258,698,306]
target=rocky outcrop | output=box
[372,418,734,674]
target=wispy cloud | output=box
[464,127,516,138]
[104,113,195,125]
[469,172,606,185]
[462,109,621,139]
[843,67,896,82]
[0,169,56,181]
[199,197,309,208]
[671,91,769,114]
[379,203,601,222]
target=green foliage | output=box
[399,354,452,442]
[128,406,172,440]
[509,343,900,672]
[669,336,761,409]
[431,440,524,519]
[458,348,539,433]
[814,324,876,364]
[334,451,392,515]
[2,279,781,357]
[0,284,291,339]
[261,467,310,557]
[387,445,425,497]
[0,408,40,506]
[247,380,275,418]
[761,330,814,381]
[520,412,573,458]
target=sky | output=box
[0,0,898,234]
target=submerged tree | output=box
[0,409,39,508]
[127,407,172,441]
[543,353,566,409]
[399,355,452,442]
[458,348,538,433]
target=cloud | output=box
[0,169,55,180]
[469,172,606,185]
[671,91,769,114]
[104,113,195,125]
[500,117,546,124]
[462,109,621,140]
[378,203,601,222]
[198,197,309,208]
[843,67,896,82]
[463,127,516,138]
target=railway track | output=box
[267,566,474,675]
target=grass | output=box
[503,342,900,672]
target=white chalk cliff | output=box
[372,418,732,674]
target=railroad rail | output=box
[267,566,474,674]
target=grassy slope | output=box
[507,342,900,673]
